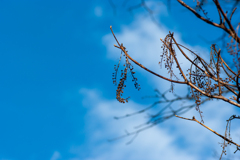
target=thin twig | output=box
[175,115,240,148]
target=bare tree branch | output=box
[175,115,240,148]
[108,0,240,158]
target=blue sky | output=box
[0,0,239,160]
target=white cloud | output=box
[67,88,239,160]
[70,88,197,160]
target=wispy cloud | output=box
[72,88,196,160]
[70,88,239,160]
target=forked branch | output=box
[110,26,240,108]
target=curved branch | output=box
[175,115,240,148]
[177,0,223,28]
[110,26,186,84]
